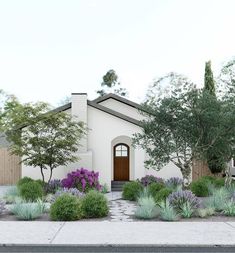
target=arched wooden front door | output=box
[114,143,129,181]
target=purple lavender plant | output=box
[168,190,200,212]
[49,188,84,203]
[61,168,101,192]
[165,177,183,191]
[139,175,164,187]
[44,179,62,194]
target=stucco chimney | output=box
[71,93,87,152]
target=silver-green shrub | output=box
[222,200,235,216]
[135,195,159,219]
[3,186,20,204]
[159,200,179,221]
[10,199,46,220]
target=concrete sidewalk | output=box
[0,221,235,246]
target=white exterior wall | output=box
[22,96,181,188]
[99,98,145,121]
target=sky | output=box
[0,0,235,106]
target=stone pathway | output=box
[109,198,137,222]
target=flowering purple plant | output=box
[168,190,200,212]
[165,177,183,191]
[48,188,84,203]
[139,175,164,187]
[61,168,101,192]
[44,179,62,194]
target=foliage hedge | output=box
[19,181,43,201]
[81,190,108,218]
[122,181,143,201]
[148,182,165,197]
[50,194,83,221]
[17,177,34,188]
[154,188,173,203]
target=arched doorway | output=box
[113,143,129,181]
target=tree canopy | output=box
[96,69,128,97]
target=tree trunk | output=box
[40,166,45,182]
[225,163,232,187]
[181,163,191,186]
[48,168,53,183]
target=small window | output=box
[115,144,128,157]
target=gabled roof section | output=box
[92,93,142,111]
[52,93,143,127]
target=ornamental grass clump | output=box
[0,200,5,215]
[19,181,43,202]
[204,187,229,211]
[81,190,109,218]
[222,200,235,216]
[61,168,101,192]
[139,175,164,187]
[10,199,45,220]
[17,177,34,188]
[50,194,83,221]
[165,177,183,191]
[44,179,61,194]
[181,202,194,218]
[3,186,20,204]
[168,190,200,213]
[135,195,160,219]
[159,200,179,221]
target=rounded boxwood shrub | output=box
[148,182,165,197]
[154,188,173,203]
[122,181,143,201]
[17,177,34,188]
[81,190,109,218]
[50,194,83,221]
[19,181,43,201]
[190,179,210,197]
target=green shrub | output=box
[154,188,173,203]
[50,194,83,221]
[159,200,179,221]
[19,181,43,201]
[35,179,46,188]
[10,199,45,220]
[135,195,159,219]
[148,182,165,197]
[213,178,225,188]
[122,181,143,201]
[191,179,210,197]
[81,190,108,218]
[17,177,34,188]
[204,187,229,211]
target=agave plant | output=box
[159,200,179,221]
[135,194,159,219]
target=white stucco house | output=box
[22,93,235,190]
[22,93,183,190]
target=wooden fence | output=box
[0,148,21,185]
[192,159,213,181]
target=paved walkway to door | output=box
[105,191,136,222]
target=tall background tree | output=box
[203,60,215,95]
[96,69,128,97]
[1,99,86,182]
